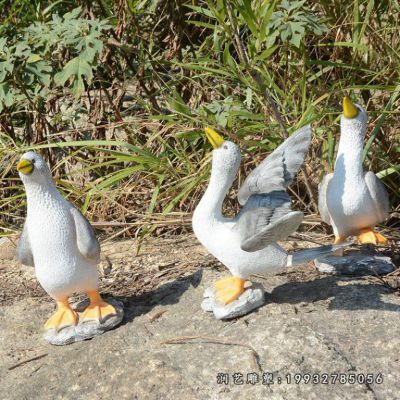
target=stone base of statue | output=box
[201,282,265,320]
[314,250,395,276]
[43,298,124,346]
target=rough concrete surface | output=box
[1,235,400,400]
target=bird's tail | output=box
[286,243,348,267]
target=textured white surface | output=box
[192,143,288,278]
[18,152,99,300]
[319,105,389,238]
[192,128,334,280]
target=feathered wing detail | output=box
[318,173,333,224]
[237,124,311,205]
[16,222,34,267]
[234,192,303,252]
[364,171,390,222]
[233,125,312,252]
[70,207,100,263]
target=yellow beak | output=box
[343,96,358,119]
[17,159,33,175]
[204,127,224,149]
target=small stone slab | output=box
[43,298,124,346]
[0,237,15,261]
[314,252,395,276]
[201,282,265,320]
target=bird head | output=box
[341,96,368,137]
[204,127,241,179]
[17,151,53,186]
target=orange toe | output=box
[214,276,246,305]
[44,299,78,331]
[358,228,388,246]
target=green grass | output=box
[0,0,399,239]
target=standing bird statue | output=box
[16,151,120,342]
[318,97,389,245]
[193,126,345,314]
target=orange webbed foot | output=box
[358,228,388,246]
[214,276,246,305]
[44,299,78,331]
[80,291,117,323]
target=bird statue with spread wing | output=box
[193,126,345,310]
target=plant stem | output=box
[224,0,288,138]
[224,0,318,211]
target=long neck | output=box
[197,163,237,217]
[334,122,365,180]
[24,180,63,213]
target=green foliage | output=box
[0,7,109,113]
[0,0,399,239]
[202,96,257,128]
[267,0,328,48]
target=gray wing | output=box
[318,173,333,224]
[364,171,390,221]
[70,207,100,263]
[233,192,303,252]
[16,222,34,266]
[237,124,311,205]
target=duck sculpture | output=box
[193,126,346,306]
[318,97,389,245]
[17,151,117,333]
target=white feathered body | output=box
[192,175,288,279]
[26,185,98,300]
[192,126,325,279]
[327,170,379,237]
[321,112,388,238]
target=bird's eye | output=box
[31,159,35,164]
[223,144,228,150]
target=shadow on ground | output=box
[106,269,204,324]
[269,275,400,311]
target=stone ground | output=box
[1,235,400,400]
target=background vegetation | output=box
[0,0,399,241]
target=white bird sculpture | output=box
[17,151,116,332]
[193,126,345,305]
[318,97,389,245]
